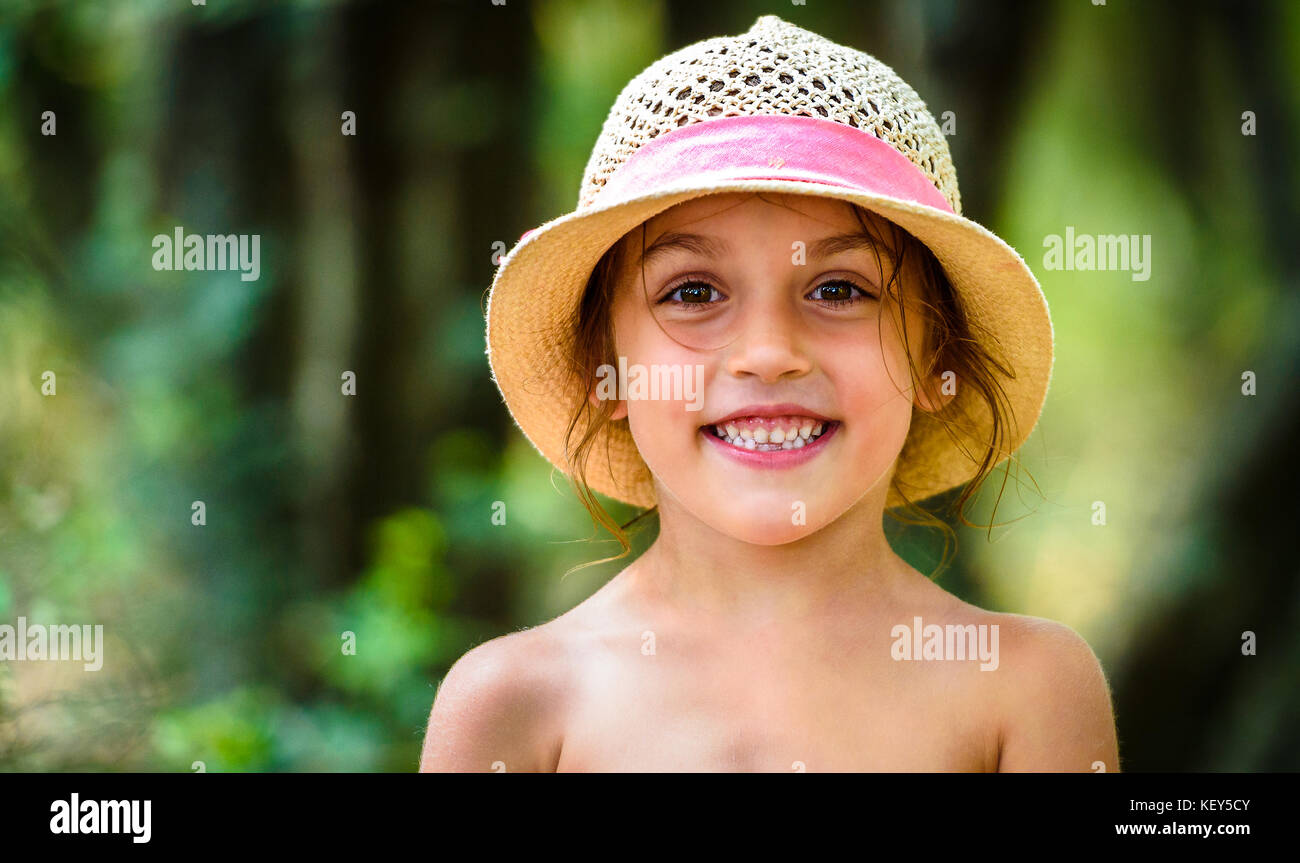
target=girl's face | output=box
[605,192,941,545]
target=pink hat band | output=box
[519,114,953,242]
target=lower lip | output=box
[700,421,840,469]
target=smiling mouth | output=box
[701,415,838,452]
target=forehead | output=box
[638,192,879,240]
[611,192,907,277]
[607,191,931,311]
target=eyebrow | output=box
[809,231,897,267]
[636,230,896,269]
[637,231,733,267]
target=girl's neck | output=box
[630,481,912,630]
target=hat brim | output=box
[485,178,1054,511]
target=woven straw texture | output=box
[580,14,960,215]
[485,15,1054,512]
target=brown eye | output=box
[808,279,873,305]
[660,280,723,305]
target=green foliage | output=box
[1,0,1296,772]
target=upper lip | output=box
[705,403,836,425]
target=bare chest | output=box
[555,635,998,772]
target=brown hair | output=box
[561,193,1025,577]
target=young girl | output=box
[422,15,1119,772]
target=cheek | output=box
[611,285,661,361]
[827,314,914,404]
[612,294,707,452]
[824,320,916,457]
[878,295,930,409]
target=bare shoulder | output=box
[417,565,640,772]
[419,621,571,773]
[984,612,1120,772]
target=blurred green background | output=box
[1,0,1297,771]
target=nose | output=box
[723,292,813,383]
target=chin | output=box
[715,518,820,546]
[666,484,841,545]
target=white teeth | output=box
[709,419,833,451]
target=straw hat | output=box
[485,14,1053,510]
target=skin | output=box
[421,192,1120,772]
